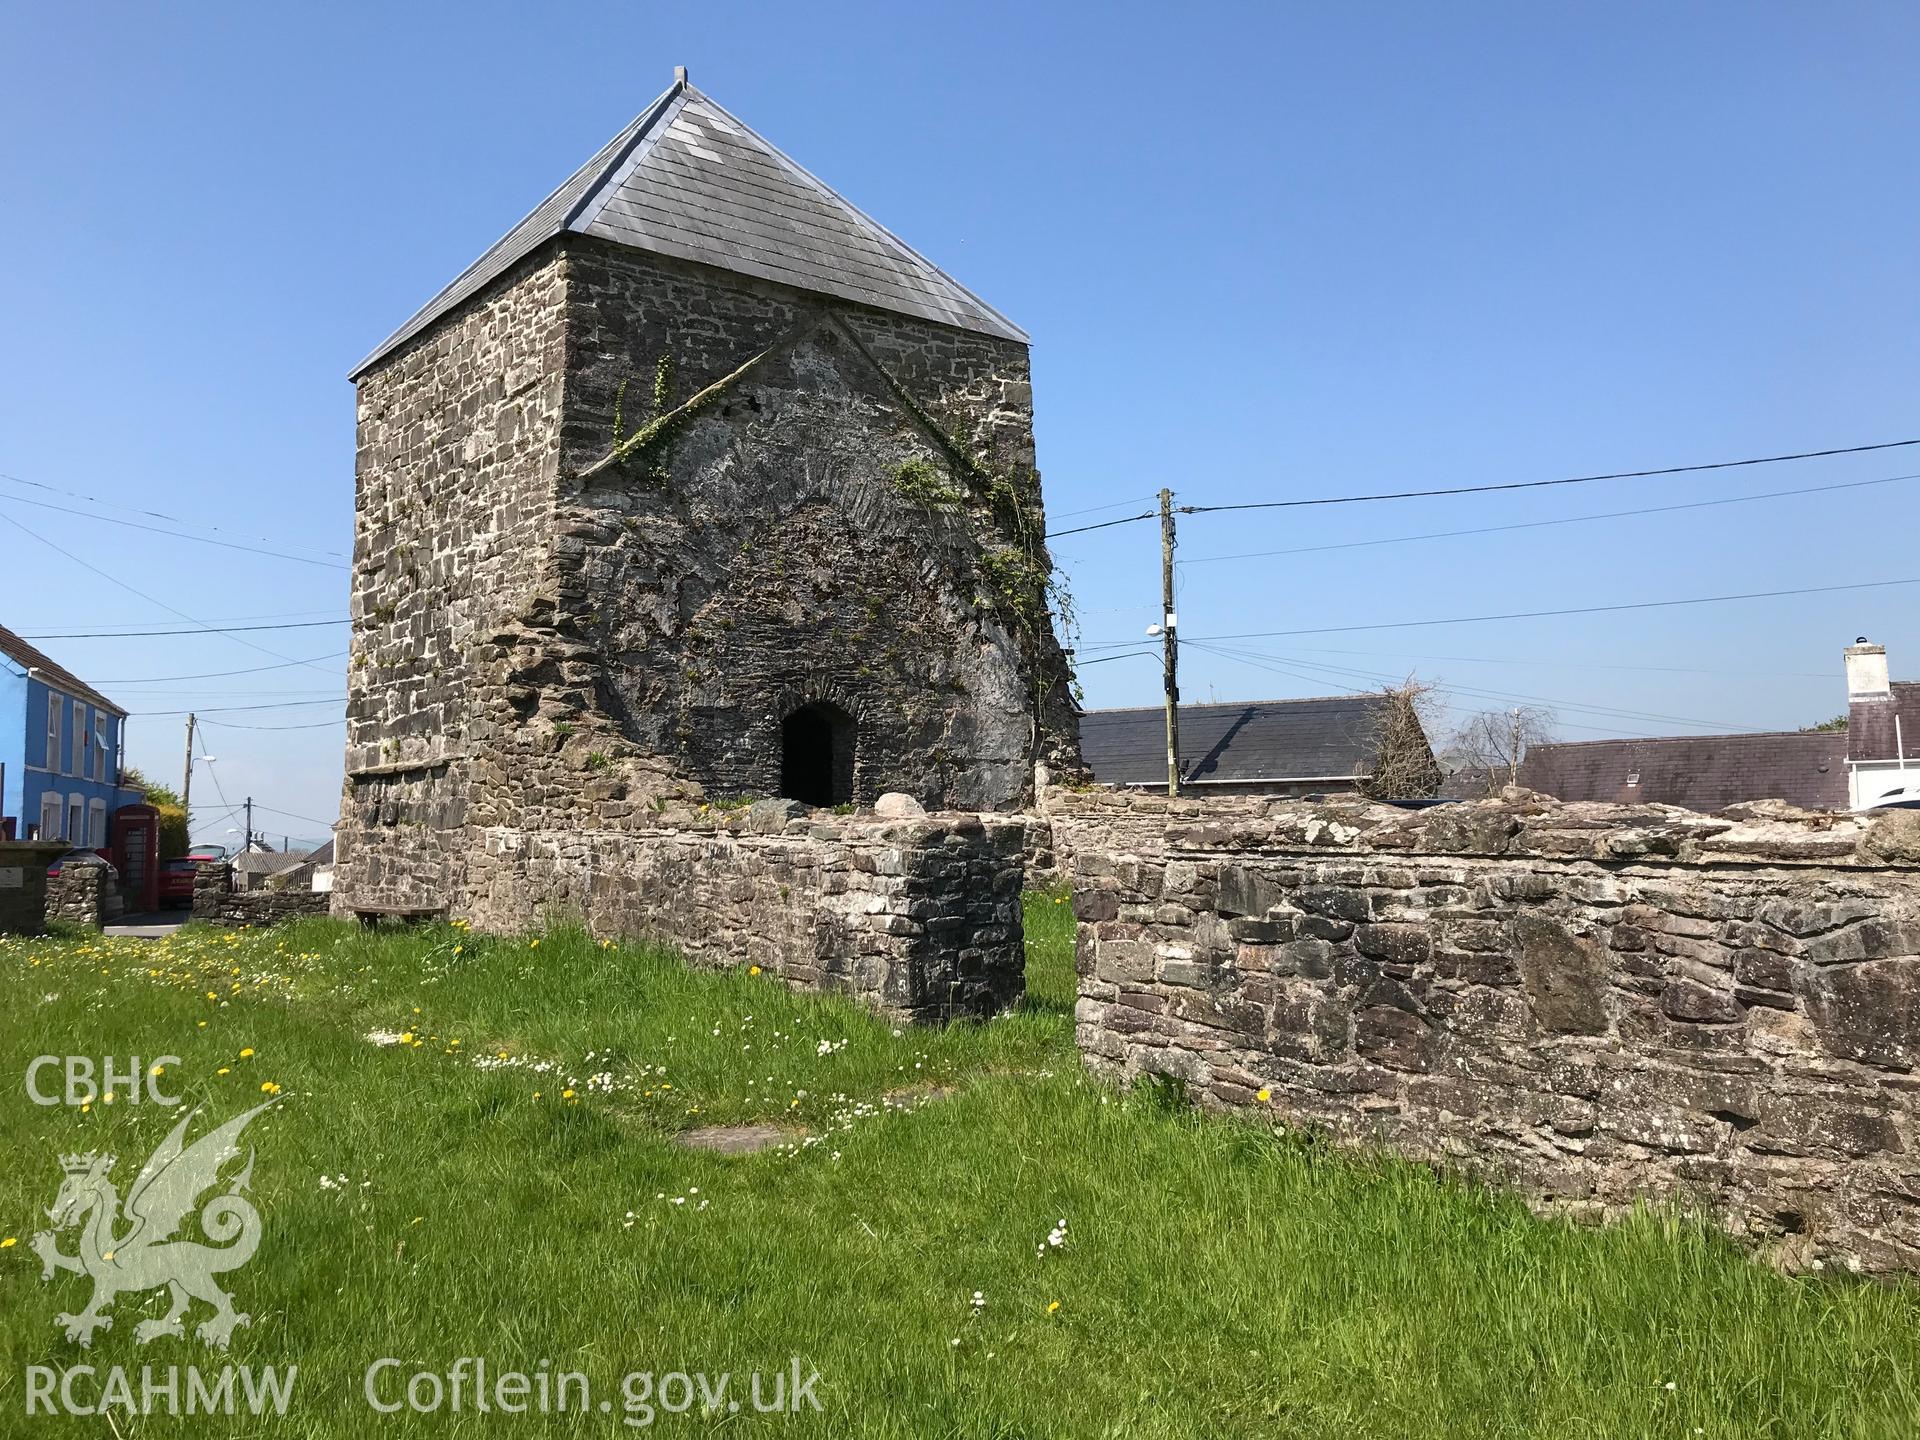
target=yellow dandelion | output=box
[1256,1088,1272,1103]
[530,939,540,949]
[562,1088,576,1099]
[197,1020,207,1029]
[400,1032,414,1044]
[217,1067,230,1075]
[533,1091,541,1099]
[239,1047,254,1058]
[150,1064,165,1076]
[748,965,762,976]
[0,1237,15,1248]
[1047,1300,1061,1314]
[79,1102,90,1113]
[260,1081,280,1094]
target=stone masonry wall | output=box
[45,862,107,930]
[464,801,1026,1023]
[192,862,332,929]
[469,239,1078,837]
[335,249,571,915]
[1058,787,1920,1272]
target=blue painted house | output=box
[0,626,136,846]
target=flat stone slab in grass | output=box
[676,1124,792,1155]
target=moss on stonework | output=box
[890,458,963,510]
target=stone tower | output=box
[335,71,1080,917]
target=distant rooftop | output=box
[1081,695,1393,789]
[1519,730,1849,812]
[353,68,1024,378]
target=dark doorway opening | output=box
[780,702,855,807]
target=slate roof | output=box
[0,626,123,716]
[352,72,1024,378]
[234,849,307,877]
[1518,732,1849,813]
[1081,696,1394,789]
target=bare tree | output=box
[1445,705,1557,794]
[1358,679,1444,799]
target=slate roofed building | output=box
[1081,695,1420,797]
[1517,639,1917,813]
[1516,730,1847,813]
[0,625,135,845]
[335,67,1080,921]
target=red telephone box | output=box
[112,804,160,913]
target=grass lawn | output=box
[0,894,1915,1436]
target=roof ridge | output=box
[351,75,1024,378]
[0,624,124,715]
[674,88,1028,345]
[1529,729,1839,749]
[563,82,690,233]
[1085,694,1385,718]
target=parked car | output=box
[159,856,200,908]
[45,849,117,881]
[1860,785,1920,811]
[186,844,228,862]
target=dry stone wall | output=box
[193,862,331,929]
[464,801,1026,1023]
[45,861,109,930]
[1056,787,1920,1272]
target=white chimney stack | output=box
[1846,638,1890,699]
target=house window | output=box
[46,694,59,771]
[89,799,107,848]
[94,714,107,782]
[66,796,84,846]
[71,702,84,776]
[39,793,61,841]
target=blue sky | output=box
[1,1,1915,838]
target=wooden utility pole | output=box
[1159,488,1180,797]
[181,713,196,829]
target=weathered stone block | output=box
[1510,914,1610,1035]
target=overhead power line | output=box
[198,716,347,732]
[1048,510,1159,540]
[1045,437,1920,539]
[130,698,345,717]
[95,652,349,685]
[1080,575,1920,649]
[1183,639,1766,734]
[1262,643,1828,681]
[1178,438,1920,517]
[0,512,343,682]
[1180,471,1920,566]
[1051,493,1159,520]
[21,619,346,640]
[1,493,347,568]
[0,469,349,562]
[250,802,339,829]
